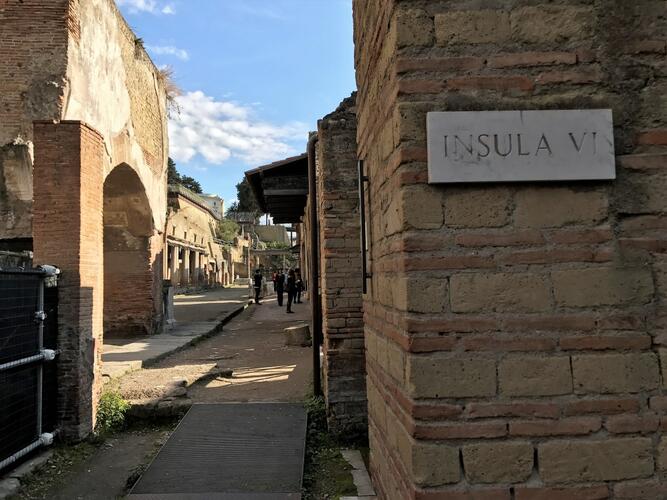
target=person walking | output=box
[253,269,263,304]
[276,269,285,307]
[272,271,277,292]
[295,271,303,304]
[286,269,296,314]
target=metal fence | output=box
[0,267,59,471]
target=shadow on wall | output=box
[103,164,161,339]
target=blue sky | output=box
[117,0,356,207]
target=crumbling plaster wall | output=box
[0,0,168,244]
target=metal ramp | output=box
[129,403,307,500]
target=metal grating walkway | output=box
[129,403,307,500]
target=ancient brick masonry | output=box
[353,0,667,498]
[317,94,367,438]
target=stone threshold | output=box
[341,449,377,499]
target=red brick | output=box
[455,230,544,247]
[414,421,507,440]
[466,402,560,419]
[509,417,601,436]
[460,335,556,352]
[606,414,660,434]
[412,403,464,421]
[503,315,597,332]
[563,398,640,416]
[447,76,535,92]
[415,488,511,500]
[402,255,496,271]
[623,40,667,54]
[408,336,458,353]
[618,153,667,171]
[547,228,613,244]
[576,49,597,63]
[515,486,609,500]
[398,79,445,94]
[536,67,604,85]
[559,335,652,351]
[638,129,667,145]
[498,249,595,265]
[488,51,577,68]
[396,56,485,74]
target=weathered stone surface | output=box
[553,267,654,308]
[463,442,534,484]
[284,324,311,346]
[499,356,572,396]
[514,188,608,228]
[572,353,660,394]
[450,272,551,313]
[403,186,444,230]
[396,9,434,47]
[435,10,511,45]
[510,6,595,44]
[407,354,496,398]
[539,438,654,483]
[444,187,512,228]
[412,442,460,486]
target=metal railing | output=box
[0,266,59,471]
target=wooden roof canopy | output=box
[245,153,308,224]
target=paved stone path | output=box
[102,286,250,379]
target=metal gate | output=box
[0,266,59,470]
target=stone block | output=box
[407,354,496,398]
[658,437,667,472]
[402,186,444,230]
[515,187,608,228]
[450,272,551,313]
[552,267,654,308]
[499,356,572,396]
[538,438,654,483]
[284,324,311,346]
[396,9,434,47]
[444,187,512,228]
[412,442,460,487]
[510,6,595,44]
[463,441,534,484]
[435,10,511,45]
[399,276,448,314]
[572,353,660,394]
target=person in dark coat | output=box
[276,269,285,306]
[253,269,263,304]
[286,269,296,314]
[295,271,303,304]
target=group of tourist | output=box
[252,268,304,314]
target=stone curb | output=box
[0,451,54,499]
[142,301,251,369]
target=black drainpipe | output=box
[307,133,322,397]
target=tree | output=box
[167,157,203,194]
[180,175,203,194]
[225,201,240,217]
[217,219,240,242]
[236,178,261,214]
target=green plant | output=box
[96,390,130,434]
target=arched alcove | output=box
[103,164,155,338]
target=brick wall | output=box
[317,94,367,438]
[33,121,105,440]
[0,0,70,241]
[353,1,667,498]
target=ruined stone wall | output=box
[0,0,70,242]
[317,94,367,438]
[353,1,667,498]
[1,0,168,336]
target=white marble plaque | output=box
[427,110,615,183]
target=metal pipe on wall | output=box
[307,134,322,397]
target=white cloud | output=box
[169,91,307,166]
[146,45,189,61]
[116,0,175,15]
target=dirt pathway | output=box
[13,294,313,500]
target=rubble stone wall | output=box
[353,0,667,498]
[317,93,367,438]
